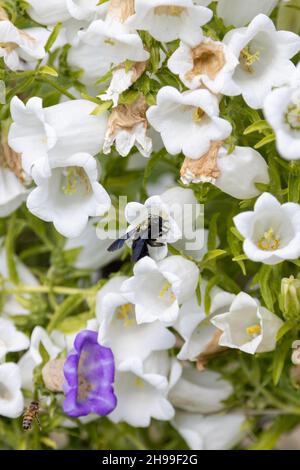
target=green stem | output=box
[36,76,76,99]
[3,285,96,297]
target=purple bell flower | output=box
[63,330,117,417]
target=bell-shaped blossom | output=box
[0,318,29,361]
[216,0,278,28]
[63,330,117,418]
[147,86,232,159]
[0,18,45,71]
[264,82,300,161]
[211,292,283,354]
[64,218,121,270]
[121,255,199,325]
[0,363,24,418]
[8,97,108,177]
[168,362,232,413]
[27,153,111,238]
[103,95,152,158]
[168,38,238,94]
[109,352,174,427]
[18,327,61,390]
[26,0,104,25]
[181,144,270,199]
[97,276,176,368]
[126,0,213,46]
[0,167,27,217]
[175,286,235,361]
[172,411,246,450]
[223,14,300,109]
[234,192,300,265]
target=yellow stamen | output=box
[240,46,260,73]
[257,228,280,251]
[154,6,185,16]
[193,107,205,123]
[134,377,145,388]
[116,303,135,327]
[159,282,176,303]
[62,167,91,195]
[104,38,116,46]
[246,324,261,336]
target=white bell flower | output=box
[211,292,283,354]
[264,83,300,161]
[0,18,45,71]
[172,411,246,450]
[0,362,24,418]
[109,352,175,427]
[175,286,235,361]
[26,0,104,25]
[97,276,176,368]
[223,14,300,109]
[27,153,111,239]
[147,86,232,160]
[168,361,233,413]
[0,318,29,361]
[126,0,213,46]
[69,17,149,85]
[0,248,38,317]
[234,192,300,265]
[0,167,27,217]
[121,255,199,325]
[216,0,278,28]
[8,97,108,178]
[168,38,238,95]
[64,218,121,270]
[181,144,270,199]
[18,326,61,391]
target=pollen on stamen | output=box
[257,228,280,251]
[159,282,176,303]
[240,46,260,73]
[246,324,261,336]
[116,303,135,327]
[154,6,185,17]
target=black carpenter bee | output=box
[108,215,169,262]
[22,401,41,431]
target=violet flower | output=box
[63,330,117,417]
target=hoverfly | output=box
[22,401,41,431]
[107,215,169,262]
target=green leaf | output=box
[58,311,94,334]
[44,23,62,52]
[272,336,291,386]
[276,321,295,341]
[201,249,227,265]
[207,213,219,251]
[91,101,112,115]
[204,275,220,315]
[47,294,84,332]
[39,342,50,364]
[277,0,300,33]
[243,120,271,135]
[259,265,274,311]
[39,65,58,77]
[230,226,244,242]
[254,133,276,149]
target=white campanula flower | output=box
[103,95,152,158]
[264,77,300,161]
[121,255,199,325]
[175,286,235,361]
[0,167,28,217]
[147,87,232,160]
[223,14,300,109]
[168,361,233,413]
[64,218,121,270]
[172,411,246,450]
[8,97,108,178]
[0,18,45,71]
[168,38,238,95]
[234,192,300,265]
[18,326,61,391]
[126,0,213,46]
[216,0,278,28]
[109,352,175,427]
[27,153,111,238]
[0,248,38,317]
[97,276,176,368]
[211,292,283,354]
[0,362,24,418]
[181,145,270,200]
[68,17,149,85]
[26,0,105,25]
[0,318,29,361]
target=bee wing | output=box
[107,228,135,252]
[132,238,149,262]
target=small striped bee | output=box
[22,401,41,431]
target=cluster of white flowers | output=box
[1,0,300,452]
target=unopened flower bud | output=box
[280,276,300,322]
[42,358,65,393]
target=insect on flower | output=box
[107,215,169,262]
[22,401,41,431]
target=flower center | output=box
[115,303,135,327]
[285,104,300,130]
[257,228,280,251]
[159,282,176,304]
[240,46,260,73]
[134,377,145,388]
[104,38,117,46]
[77,351,94,403]
[62,167,91,196]
[193,107,205,123]
[0,382,12,400]
[154,5,185,16]
[246,324,261,336]
[187,43,225,81]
